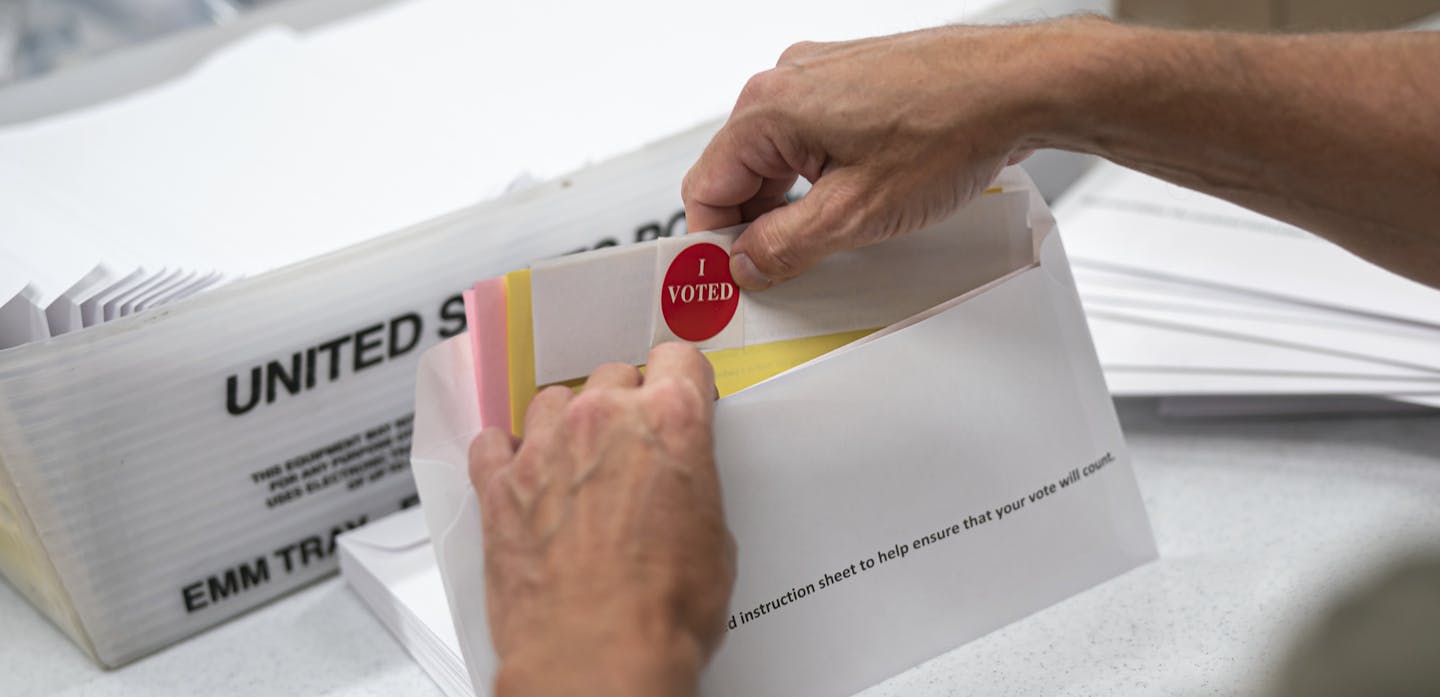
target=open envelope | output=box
[410,168,1157,697]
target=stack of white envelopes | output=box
[1056,161,1440,414]
[339,508,470,697]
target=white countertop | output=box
[7,400,1439,697]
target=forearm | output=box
[1031,19,1440,287]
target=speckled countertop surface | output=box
[5,400,1439,697]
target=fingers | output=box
[729,168,876,290]
[737,173,799,224]
[686,118,864,291]
[468,428,518,495]
[682,114,813,235]
[583,362,642,391]
[644,342,717,404]
[682,125,760,234]
[523,384,574,444]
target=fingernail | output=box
[730,253,774,291]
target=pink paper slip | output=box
[463,278,510,433]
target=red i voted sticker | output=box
[660,242,739,342]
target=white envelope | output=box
[0,283,48,349]
[410,172,1157,697]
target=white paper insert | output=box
[529,191,1034,385]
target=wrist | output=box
[494,614,705,697]
[997,15,1154,155]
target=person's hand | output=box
[682,18,1104,290]
[469,343,736,697]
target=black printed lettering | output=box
[226,368,262,416]
[437,294,466,339]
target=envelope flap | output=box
[411,334,486,559]
[413,334,482,465]
[409,334,500,696]
[339,506,430,552]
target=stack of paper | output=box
[338,507,469,697]
[1055,161,1440,412]
[0,207,226,348]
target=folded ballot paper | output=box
[394,168,1157,697]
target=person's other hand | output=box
[469,343,736,697]
[682,18,1101,290]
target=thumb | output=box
[729,168,879,290]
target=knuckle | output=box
[777,40,820,65]
[532,384,573,410]
[651,343,713,388]
[651,341,700,364]
[565,390,610,420]
[756,226,802,277]
[737,69,780,106]
[595,361,639,380]
[682,159,719,203]
[680,169,697,201]
[815,179,879,245]
[470,426,519,469]
[562,390,621,435]
[477,468,516,515]
[468,434,499,479]
[477,471,506,506]
[646,377,707,421]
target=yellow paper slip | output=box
[503,269,875,436]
